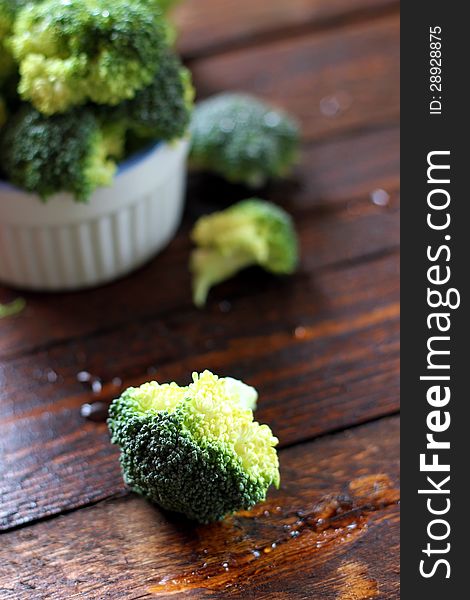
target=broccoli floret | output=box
[0,297,25,319]
[114,49,194,142]
[190,93,300,187]
[9,0,171,114]
[108,370,279,523]
[190,199,299,307]
[0,105,125,201]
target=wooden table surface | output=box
[0,1,400,598]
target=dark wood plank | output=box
[0,124,399,361]
[281,125,399,211]
[174,0,399,58]
[0,252,398,530]
[190,15,400,142]
[0,416,400,599]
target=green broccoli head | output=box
[0,105,125,201]
[190,93,301,187]
[9,0,171,114]
[190,199,299,307]
[108,370,279,523]
[115,49,194,142]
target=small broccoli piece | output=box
[108,370,279,523]
[190,199,299,307]
[190,93,300,187]
[0,105,125,201]
[0,297,25,319]
[9,0,171,114]
[115,50,194,142]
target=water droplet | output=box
[370,188,390,206]
[264,111,281,128]
[76,371,91,383]
[220,118,235,133]
[80,401,109,422]
[219,300,232,313]
[46,369,58,383]
[252,550,260,558]
[294,326,307,339]
[112,377,122,387]
[290,530,300,537]
[320,96,341,117]
[320,91,352,117]
[91,379,102,394]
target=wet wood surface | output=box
[0,0,400,597]
[0,417,400,599]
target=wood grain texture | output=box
[0,252,399,530]
[0,2,400,594]
[190,16,400,142]
[174,0,399,58]
[0,125,399,361]
[0,416,400,599]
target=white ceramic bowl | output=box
[0,138,189,291]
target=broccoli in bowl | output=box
[8,0,172,115]
[108,370,280,523]
[0,0,194,291]
[0,105,125,201]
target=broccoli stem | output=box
[191,248,254,307]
